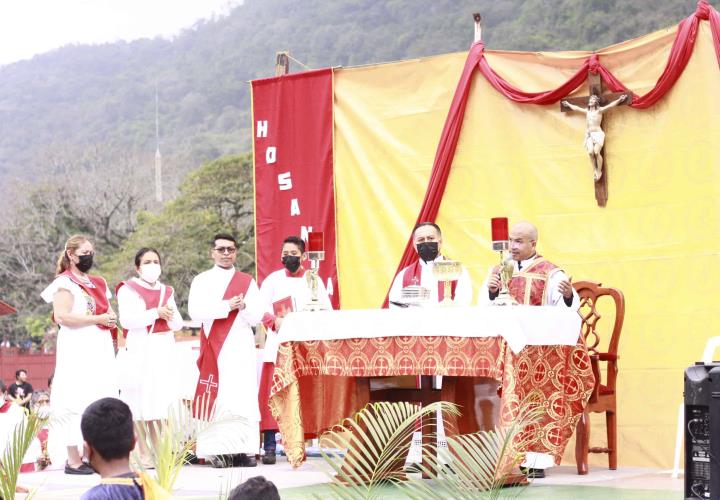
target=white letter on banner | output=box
[326,278,334,296]
[266,146,276,164]
[278,172,292,190]
[256,120,268,138]
[300,226,313,241]
[290,198,301,216]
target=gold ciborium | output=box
[494,257,518,306]
[432,260,462,306]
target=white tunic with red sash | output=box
[188,265,265,456]
[257,266,332,431]
[388,255,473,307]
[116,278,184,421]
[40,271,118,447]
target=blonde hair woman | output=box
[40,234,118,474]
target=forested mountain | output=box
[0,0,698,190]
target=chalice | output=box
[494,257,518,306]
[432,260,462,306]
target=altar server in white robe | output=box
[388,222,473,307]
[188,233,265,467]
[116,247,183,466]
[257,235,332,464]
[41,234,118,475]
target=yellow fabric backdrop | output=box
[333,22,720,468]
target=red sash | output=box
[58,270,117,339]
[115,280,174,337]
[284,264,306,278]
[402,259,457,301]
[0,401,11,413]
[193,270,252,418]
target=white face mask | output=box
[139,263,162,283]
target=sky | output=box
[0,0,242,66]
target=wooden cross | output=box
[560,72,632,207]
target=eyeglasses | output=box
[214,246,237,254]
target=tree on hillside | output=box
[0,144,156,345]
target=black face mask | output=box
[282,255,302,273]
[416,242,439,263]
[76,254,94,273]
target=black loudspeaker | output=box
[684,363,720,499]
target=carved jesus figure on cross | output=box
[561,93,627,182]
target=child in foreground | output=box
[80,397,170,500]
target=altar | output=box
[267,306,594,467]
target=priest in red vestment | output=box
[188,233,265,468]
[388,222,473,306]
[479,220,579,478]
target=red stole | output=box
[402,259,457,301]
[0,401,11,413]
[193,270,252,418]
[284,265,306,278]
[115,280,174,336]
[493,256,559,305]
[59,270,117,339]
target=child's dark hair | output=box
[228,476,280,500]
[81,398,134,460]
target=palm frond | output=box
[0,408,48,499]
[398,398,544,500]
[317,401,460,500]
[134,394,252,492]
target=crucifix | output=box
[560,71,632,207]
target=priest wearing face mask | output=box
[116,247,184,468]
[257,235,332,464]
[388,222,473,307]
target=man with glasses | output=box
[188,233,265,467]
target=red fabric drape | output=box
[384,1,720,305]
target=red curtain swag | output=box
[384,0,720,305]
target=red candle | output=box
[491,217,509,241]
[307,231,324,252]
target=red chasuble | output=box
[115,280,174,337]
[492,256,559,305]
[193,270,252,418]
[59,270,118,339]
[402,259,457,301]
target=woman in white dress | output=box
[40,234,118,475]
[116,247,183,465]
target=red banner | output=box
[251,69,340,309]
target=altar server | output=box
[188,233,265,467]
[41,234,118,475]
[257,236,332,464]
[116,247,183,466]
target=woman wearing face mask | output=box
[115,247,183,467]
[40,234,119,475]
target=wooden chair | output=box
[573,280,625,475]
